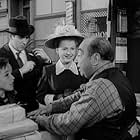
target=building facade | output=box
[0,0,108,62]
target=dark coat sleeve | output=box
[36,65,52,104]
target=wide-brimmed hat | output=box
[45,25,84,49]
[2,15,34,37]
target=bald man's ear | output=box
[10,34,15,40]
[56,48,59,55]
[90,53,100,66]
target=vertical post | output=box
[75,0,81,30]
[8,0,20,17]
[107,0,111,39]
[8,0,11,18]
[29,0,35,47]
[65,0,75,26]
[19,0,23,15]
[110,0,116,49]
[30,0,35,26]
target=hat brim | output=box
[45,34,84,49]
[1,25,34,37]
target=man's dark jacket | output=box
[0,44,44,112]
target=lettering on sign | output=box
[96,32,107,38]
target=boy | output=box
[0,57,17,105]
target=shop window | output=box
[87,17,98,36]
[80,9,107,38]
[52,0,65,13]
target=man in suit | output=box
[0,15,51,112]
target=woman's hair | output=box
[87,37,115,62]
[54,37,80,48]
[0,57,9,69]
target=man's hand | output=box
[19,61,35,75]
[31,114,47,131]
[33,48,51,63]
[27,103,52,119]
[64,89,73,97]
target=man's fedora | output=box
[3,15,34,37]
[45,25,84,49]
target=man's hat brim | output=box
[2,25,34,37]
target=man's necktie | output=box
[16,52,23,68]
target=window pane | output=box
[81,0,108,10]
[52,0,65,13]
[36,0,51,15]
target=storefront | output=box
[0,0,108,62]
[108,0,140,93]
[0,0,9,46]
[0,0,140,93]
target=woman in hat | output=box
[36,25,87,105]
